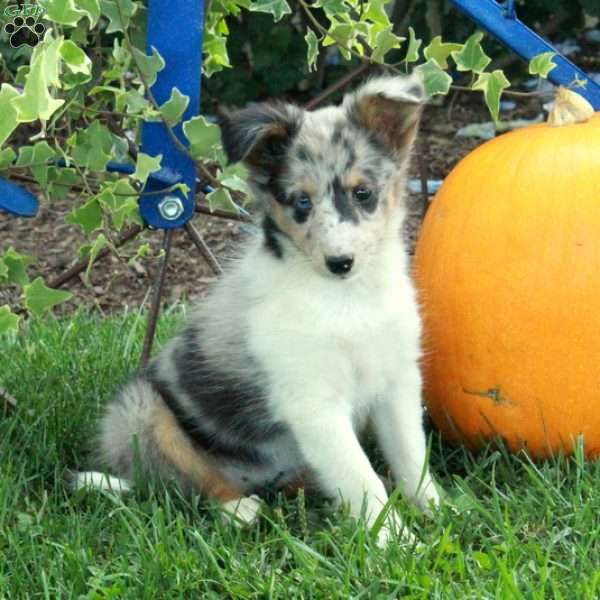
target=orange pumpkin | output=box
[413,89,600,458]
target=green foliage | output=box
[0,0,581,329]
[529,52,557,79]
[23,277,73,316]
[423,36,461,69]
[472,70,512,123]
[0,304,20,333]
[415,59,453,96]
[451,32,490,73]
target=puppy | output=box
[74,74,440,545]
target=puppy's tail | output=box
[68,470,132,494]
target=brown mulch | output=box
[0,94,542,315]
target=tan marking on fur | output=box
[269,199,305,243]
[151,402,242,503]
[294,177,319,197]
[342,169,368,190]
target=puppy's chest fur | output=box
[201,240,421,491]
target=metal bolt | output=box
[157,195,184,221]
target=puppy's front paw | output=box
[221,494,263,527]
[373,510,418,549]
[415,482,441,516]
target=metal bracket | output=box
[450,0,600,109]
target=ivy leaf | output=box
[132,152,163,185]
[77,0,101,26]
[404,26,421,63]
[124,89,149,115]
[131,46,166,88]
[371,25,404,63]
[249,0,291,22]
[451,32,491,73]
[206,188,237,213]
[99,183,141,230]
[0,148,16,170]
[60,40,92,75]
[183,116,222,161]
[46,167,79,200]
[0,85,20,147]
[99,0,137,33]
[16,141,56,187]
[111,197,140,230]
[159,88,190,127]
[38,0,85,25]
[218,163,250,197]
[15,142,56,168]
[305,29,319,73]
[11,46,65,122]
[423,36,462,69]
[528,52,557,79]
[23,277,72,316]
[35,34,64,88]
[0,306,20,335]
[1,247,34,286]
[415,59,453,96]
[203,31,231,77]
[66,197,103,233]
[323,20,354,49]
[362,0,392,25]
[69,121,114,171]
[472,70,511,123]
[313,0,346,17]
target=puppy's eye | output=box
[293,193,313,223]
[353,185,372,203]
[294,194,312,213]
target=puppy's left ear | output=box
[344,74,425,159]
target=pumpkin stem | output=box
[548,87,594,126]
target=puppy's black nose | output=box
[325,255,354,276]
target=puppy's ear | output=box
[217,102,303,170]
[344,74,425,159]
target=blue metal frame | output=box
[450,0,600,109]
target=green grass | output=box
[1,309,600,599]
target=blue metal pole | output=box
[139,0,205,229]
[450,0,600,110]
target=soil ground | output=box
[0,93,544,314]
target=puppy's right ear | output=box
[217,102,303,171]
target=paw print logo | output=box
[4,16,45,48]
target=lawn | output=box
[1,309,599,599]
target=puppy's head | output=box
[218,74,425,278]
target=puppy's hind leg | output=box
[149,401,263,527]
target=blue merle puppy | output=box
[74,74,441,546]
